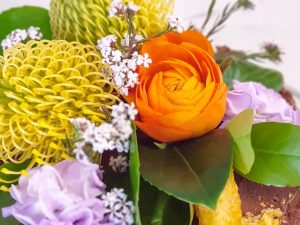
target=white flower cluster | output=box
[101,188,134,225]
[109,155,129,173]
[167,16,185,33]
[97,35,152,96]
[108,0,140,17]
[70,102,138,163]
[1,26,43,51]
[27,26,43,40]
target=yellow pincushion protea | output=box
[195,171,242,225]
[0,40,119,189]
[49,0,174,45]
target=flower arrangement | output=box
[0,0,300,225]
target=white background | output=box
[0,0,299,102]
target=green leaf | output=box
[223,60,283,91]
[0,6,52,55]
[244,122,300,186]
[138,129,233,209]
[0,191,19,225]
[129,124,141,225]
[139,178,190,225]
[226,109,255,174]
[0,159,32,189]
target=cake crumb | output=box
[260,202,267,208]
[242,208,283,225]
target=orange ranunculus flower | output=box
[127,30,227,142]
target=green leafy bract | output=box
[139,179,190,225]
[0,191,19,225]
[226,109,255,174]
[223,60,283,91]
[0,159,32,189]
[138,129,233,209]
[129,124,141,225]
[245,122,300,186]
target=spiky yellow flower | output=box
[195,171,242,225]
[0,40,119,188]
[49,0,174,45]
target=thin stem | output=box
[136,26,172,44]
[126,13,137,57]
[206,2,237,38]
[205,0,255,38]
[201,0,216,30]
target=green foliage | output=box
[139,179,190,225]
[138,129,233,209]
[0,159,32,189]
[244,122,300,186]
[0,6,52,55]
[0,192,19,225]
[226,109,255,174]
[129,124,141,225]
[223,60,283,91]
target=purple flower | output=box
[2,160,110,225]
[222,80,300,126]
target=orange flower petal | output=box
[165,31,214,57]
[126,30,227,143]
[135,120,193,143]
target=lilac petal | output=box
[56,160,105,199]
[3,160,107,225]
[223,80,300,126]
[59,199,105,224]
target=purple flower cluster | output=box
[2,160,133,225]
[222,80,300,126]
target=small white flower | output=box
[167,16,185,33]
[1,39,13,51]
[127,2,140,13]
[73,147,90,165]
[135,54,144,66]
[113,73,125,87]
[101,46,112,59]
[97,35,117,49]
[109,0,125,17]
[70,103,138,155]
[70,117,94,133]
[119,87,129,96]
[101,188,134,225]
[1,29,27,51]
[141,53,152,68]
[1,27,44,51]
[121,34,130,47]
[14,29,28,41]
[97,33,151,95]
[27,26,43,40]
[112,102,138,121]
[125,59,137,71]
[127,71,139,88]
[109,155,129,173]
[112,50,123,62]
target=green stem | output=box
[201,0,216,30]
[150,192,169,225]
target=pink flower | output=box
[222,80,300,127]
[2,160,108,225]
